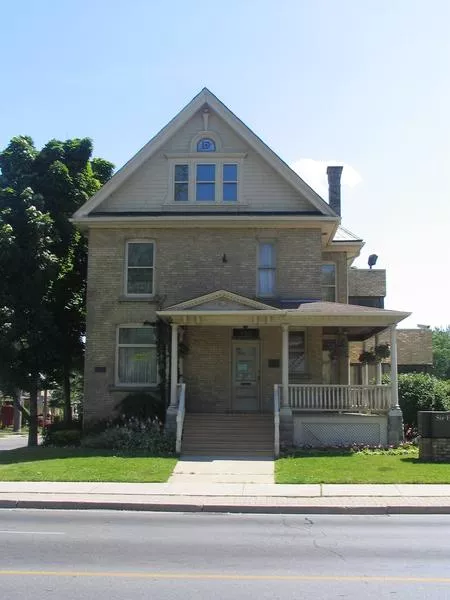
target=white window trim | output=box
[189,131,222,153]
[256,239,277,298]
[115,324,158,387]
[321,262,337,302]
[124,240,156,298]
[168,157,243,204]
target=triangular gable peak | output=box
[73,88,337,220]
[164,290,279,312]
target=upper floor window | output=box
[174,165,189,202]
[126,241,154,296]
[196,137,216,152]
[223,163,238,202]
[116,325,157,386]
[258,241,276,297]
[173,161,238,203]
[196,164,216,201]
[321,263,336,302]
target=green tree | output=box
[432,326,450,380]
[0,136,113,444]
[398,373,450,427]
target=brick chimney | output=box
[326,165,343,216]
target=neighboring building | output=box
[72,88,410,455]
[350,328,433,383]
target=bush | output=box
[115,392,165,424]
[81,417,175,455]
[398,373,450,427]
[42,421,82,447]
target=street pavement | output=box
[0,434,28,451]
[0,509,450,599]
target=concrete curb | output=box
[1,499,450,515]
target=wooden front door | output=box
[232,341,260,411]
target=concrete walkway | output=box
[1,481,450,514]
[169,457,274,484]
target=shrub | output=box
[397,373,450,427]
[116,392,165,424]
[81,417,175,456]
[42,421,82,447]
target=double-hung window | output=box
[174,165,189,202]
[223,163,238,201]
[117,326,157,386]
[196,164,216,201]
[258,241,276,297]
[126,241,154,296]
[321,264,336,302]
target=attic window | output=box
[197,138,216,152]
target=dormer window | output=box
[196,137,216,152]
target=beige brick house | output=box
[73,88,410,456]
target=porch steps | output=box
[181,413,274,457]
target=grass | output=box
[0,427,28,437]
[276,447,450,484]
[0,447,177,482]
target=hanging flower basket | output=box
[358,350,377,365]
[374,343,390,361]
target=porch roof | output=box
[156,291,410,340]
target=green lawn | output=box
[276,447,450,484]
[0,447,177,482]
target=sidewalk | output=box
[1,481,450,514]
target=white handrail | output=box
[287,384,391,412]
[175,383,186,454]
[274,384,280,458]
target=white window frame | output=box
[257,240,276,297]
[321,262,337,302]
[288,329,307,381]
[115,324,158,387]
[168,157,243,204]
[124,240,155,298]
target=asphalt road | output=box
[0,435,28,451]
[1,510,450,599]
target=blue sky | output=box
[1,0,449,328]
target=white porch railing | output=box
[287,384,391,412]
[175,383,186,454]
[273,384,281,458]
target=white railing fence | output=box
[175,383,186,454]
[273,384,281,458]
[287,384,391,412]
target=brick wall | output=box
[84,227,323,422]
[348,268,386,297]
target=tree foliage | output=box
[432,326,450,380]
[0,135,114,445]
[398,373,450,427]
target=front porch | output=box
[157,290,409,456]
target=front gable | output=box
[73,88,337,220]
[164,290,279,312]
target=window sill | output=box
[118,295,158,303]
[109,385,159,392]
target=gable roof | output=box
[73,88,337,220]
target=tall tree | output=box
[432,326,450,380]
[0,136,114,444]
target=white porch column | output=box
[281,324,290,409]
[375,334,382,384]
[169,323,179,408]
[390,325,399,408]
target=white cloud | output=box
[290,158,363,198]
